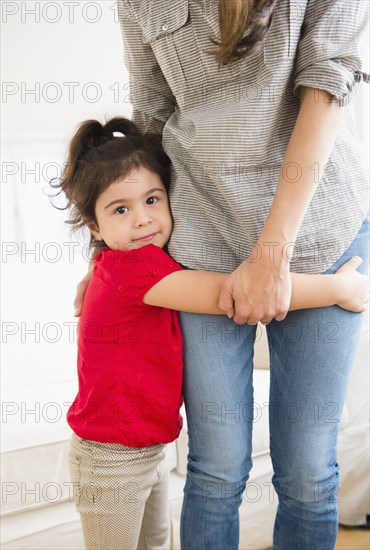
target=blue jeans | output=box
[180,216,369,550]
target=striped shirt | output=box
[118,0,369,273]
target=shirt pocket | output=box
[263,0,306,69]
[221,0,299,91]
[233,0,306,100]
[130,0,206,106]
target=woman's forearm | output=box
[221,88,345,323]
[257,87,343,264]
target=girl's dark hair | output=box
[52,117,171,254]
[214,0,277,65]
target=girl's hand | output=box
[335,256,369,312]
[218,255,292,325]
[74,269,93,316]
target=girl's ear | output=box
[86,220,103,242]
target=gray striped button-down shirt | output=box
[118,0,369,273]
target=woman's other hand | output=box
[74,269,93,316]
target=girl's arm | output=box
[143,257,368,314]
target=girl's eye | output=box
[115,206,128,215]
[147,196,158,205]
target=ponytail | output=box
[61,117,142,191]
[215,0,277,65]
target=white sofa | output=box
[1,258,369,550]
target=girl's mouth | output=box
[133,232,158,242]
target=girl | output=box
[59,117,368,550]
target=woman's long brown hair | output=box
[215,0,277,65]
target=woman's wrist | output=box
[254,239,292,274]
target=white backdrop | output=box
[2,0,132,136]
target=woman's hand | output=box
[334,256,369,312]
[74,269,93,316]
[218,252,292,325]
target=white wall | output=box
[2,0,131,138]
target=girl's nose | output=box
[134,208,152,227]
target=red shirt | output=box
[67,245,184,447]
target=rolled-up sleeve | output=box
[117,0,176,134]
[293,0,369,106]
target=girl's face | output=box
[89,166,173,250]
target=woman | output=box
[80,1,369,548]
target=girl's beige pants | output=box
[69,433,170,550]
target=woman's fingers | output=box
[73,271,93,316]
[218,278,236,318]
[73,284,85,316]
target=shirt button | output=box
[161,24,168,31]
